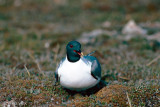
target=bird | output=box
[55,41,101,91]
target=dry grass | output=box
[0,0,160,106]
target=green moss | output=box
[4,34,22,45]
[0,12,10,20]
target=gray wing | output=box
[83,56,101,80]
[55,57,65,82]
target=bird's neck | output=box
[66,54,80,62]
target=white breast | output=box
[58,58,99,91]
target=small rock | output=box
[82,29,104,38]
[45,42,50,49]
[78,29,117,44]
[148,32,160,42]
[2,100,16,107]
[102,21,111,28]
[78,29,104,44]
[19,101,25,106]
[51,98,54,101]
[122,20,147,36]
[14,0,22,7]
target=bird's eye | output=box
[70,45,73,48]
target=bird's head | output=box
[66,41,82,62]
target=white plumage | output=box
[58,57,99,91]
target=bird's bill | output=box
[74,50,83,57]
[81,52,84,57]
